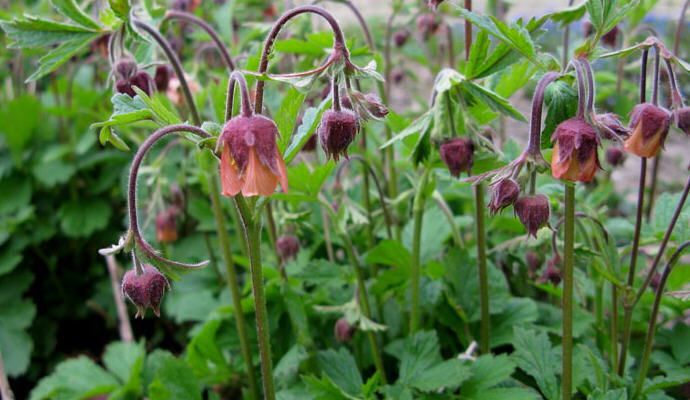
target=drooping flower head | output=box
[488,178,520,215]
[276,235,300,262]
[393,29,410,47]
[439,138,474,178]
[113,59,152,97]
[122,265,170,318]
[624,103,672,158]
[675,106,690,135]
[551,117,600,182]
[334,318,355,342]
[416,13,440,40]
[605,147,626,167]
[514,194,550,238]
[318,81,360,161]
[156,208,178,243]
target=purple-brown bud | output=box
[583,21,619,47]
[302,134,317,152]
[675,106,690,135]
[551,117,600,182]
[595,113,630,140]
[114,58,137,80]
[526,251,542,278]
[318,109,360,161]
[624,103,672,158]
[488,178,520,215]
[116,70,152,97]
[393,29,410,47]
[605,147,626,167]
[334,318,355,342]
[276,235,300,262]
[539,255,562,286]
[416,13,440,40]
[348,91,389,121]
[439,138,474,178]
[514,194,550,238]
[156,208,178,243]
[392,68,405,85]
[154,65,173,92]
[122,265,169,318]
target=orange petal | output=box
[220,145,243,197]
[276,151,289,193]
[241,148,278,197]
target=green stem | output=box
[562,183,576,400]
[410,167,431,333]
[611,284,619,372]
[475,183,490,354]
[234,196,276,400]
[207,176,259,400]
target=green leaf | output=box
[103,341,146,385]
[32,159,76,187]
[542,79,578,149]
[284,97,330,164]
[58,198,111,238]
[397,331,442,385]
[276,87,307,153]
[461,354,517,394]
[303,375,355,400]
[147,354,202,400]
[0,175,32,215]
[365,240,412,270]
[316,348,363,396]
[653,192,690,241]
[0,286,36,377]
[549,2,587,25]
[0,16,97,48]
[51,0,101,29]
[380,109,432,149]
[274,345,309,388]
[409,359,471,392]
[512,327,560,400]
[587,389,628,400]
[109,0,131,20]
[185,318,233,385]
[26,35,99,81]
[98,126,132,151]
[30,357,119,400]
[0,95,41,162]
[461,81,526,121]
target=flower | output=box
[156,208,178,243]
[276,235,300,262]
[427,0,446,10]
[624,103,672,158]
[539,255,562,286]
[551,117,600,182]
[605,147,626,167]
[595,113,630,140]
[334,318,355,342]
[122,265,169,318]
[318,109,360,161]
[219,114,288,197]
[514,194,550,238]
[416,13,440,40]
[393,29,410,47]
[439,138,474,178]
[675,106,690,135]
[488,178,520,215]
[116,70,152,97]
[154,65,173,92]
[347,91,389,121]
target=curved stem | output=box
[162,10,236,71]
[410,167,431,333]
[633,241,690,399]
[464,0,472,60]
[254,5,348,112]
[577,58,596,116]
[134,20,201,125]
[562,0,575,67]
[651,46,661,106]
[233,196,276,400]
[475,183,490,354]
[674,0,690,56]
[207,175,260,400]
[571,60,587,119]
[525,72,561,158]
[225,70,254,122]
[562,183,576,400]
[314,0,374,50]
[332,76,341,112]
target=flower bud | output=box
[551,117,600,182]
[318,109,360,161]
[427,0,446,9]
[392,68,405,85]
[393,29,410,47]
[169,183,185,212]
[601,25,620,47]
[526,251,542,278]
[675,106,690,135]
[122,265,169,318]
[154,65,173,92]
[276,235,300,262]
[114,58,137,80]
[539,255,562,286]
[334,318,355,342]
[514,194,550,238]
[348,91,389,121]
[605,147,626,167]
[624,103,672,158]
[156,208,178,243]
[416,13,440,40]
[595,113,630,140]
[439,138,474,178]
[116,70,152,97]
[302,134,318,152]
[219,114,289,197]
[488,178,520,215]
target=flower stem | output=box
[0,348,13,400]
[464,0,472,60]
[633,241,690,399]
[104,255,134,343]
[207,175,260,400]
[234,196,276,400]
[475,183,490,354]
[133,20,201,125]
[410,167,431,333]
[562,183,576,400]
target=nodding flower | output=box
[155,208,178,243]
[675,106,690,135]
[514,194,550,238]
[551,118,600,183]
[439,138,474,178]
[219,72,288,197]
[488,178,520,215]
[122,265,170,319]
[318,80,360,161]
[624,103,672,158]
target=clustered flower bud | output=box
[219,114,289,197]
[439,138,474,178]
[334,318,355,342]
[156,208,178,243]
[276,235,300,262]
[551,117,600,182]
[514,194,550,238]
[624,103,672,158]
[318,109,360,161]
[114,59,152,97]
[605,147,626,167]
[122,265,169,318]
[416,13,440,40]
[393,29,410,47]
[583,21,619,47]
[488,178,519,215]
[154,65,173,92]
[675,106,690,135]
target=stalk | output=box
[562,0,575,67]
[562,183,576,400]
[207,175,260,400]
[0,348,14,400]
[475,183,490,354]
[633,241,690,399]
[410,167,431,333]
[104,255,134,343]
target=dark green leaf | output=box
[51,0,101,29]
[512,327,560,400]
[58,198,111,237]
[148,354,202,400]
[29,357,119,400]
[27,34,99,81]
[316,348,362,396]
[0,16,97,48]
[542,79,578,149]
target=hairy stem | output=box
[562,183,576,400]
[0,349,13,400]
[475,183,490,354]
[104,255,134,342]
[314,0,374,50]
[525,72,561,158]
[410,167,431,332]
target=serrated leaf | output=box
[185,319,233,385]
[409,359,471,392]
[0,16,97,48]
[276,87,307,153]
[29,357,119,400]
[397,331,442,384]
[512,327,560,400]
[461,81,526,121]
[58,198,111,238]
[380,109,432,149]
[51,0,101,29]
[284,97,330,164]
[148,354,202,400]
[316,348,362,396]
[26,34,99,81]
[542,79,578,149]
[109,0,131,20]
[549,2,587,25]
